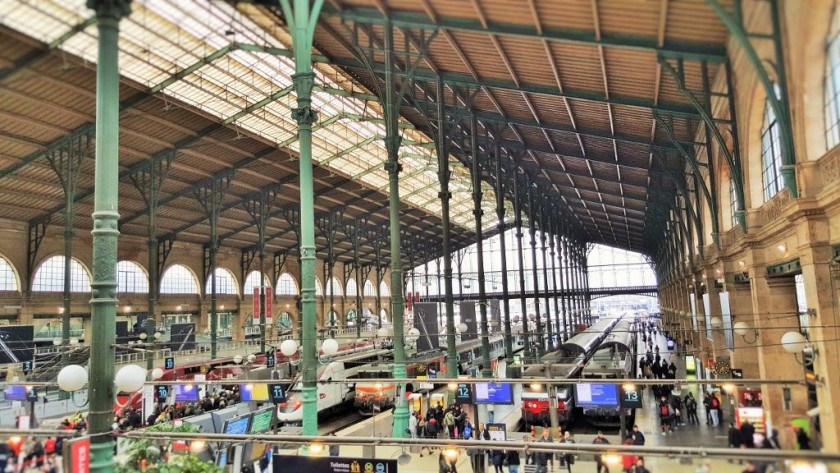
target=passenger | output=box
[455,408,467,439]
[631,457,650,473]
[684,393,699,425]
[409,410,418,439]
[523,434,534,465]
[592,431,610,473]
[505,449,521,473]
[533,429,552,473]
[658,396,672,435]
[444,408,456,439]
[629,425,645,446]
[739,420,756,448]
[490,448,505,473]
[439,451,454,473]
[708,393,721,426]
[559,430,575,473]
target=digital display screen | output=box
[216,448,228,467]
[249,408,274,433]
[3,385,26,401]
[223,414,251,435]
[574,383,619,407]
[241,383,269,402]
[474,383,514,404]
[174,384,199,402]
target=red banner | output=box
[265,287,273,323]
[253,287,260,322]
[406,292,413,311]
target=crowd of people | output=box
[112,386,242,433]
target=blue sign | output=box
[455,383,472,404]
[273,455,398,473]
[155,385,168,401]
[164,357,175,370]
[266,350,275,368]
[575,383,619,407]
[21,360,33,373]
[474,383,514,404]
[268,383,287,403]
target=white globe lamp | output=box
[57,364,88,392]
[377,327,391,338]
[321,338,339,357]
[733,322,750,336]
[280,339,299,357]
[233,355,243,365]
[115,364,147,393]
[457,323,468,334]
[247,354,256,364]
[781,331,808,354]
[710,316,723,329]
[150,368,164,380]
[407,328,420,342]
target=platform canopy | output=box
[0,0,734,259]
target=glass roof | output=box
[0,0,511,232]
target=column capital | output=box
[87,0,131,19]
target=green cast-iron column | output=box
[381,20,409,438]
[469,117,492,378]
[556,229,568,341]
[435,79,458,377]
[493,146,513,363]
[527,185,543,357]
[513,178,531,362]
[281,0,324,437]
[549,215,562,343]
[87,0,130,471]
[540,217,553,350]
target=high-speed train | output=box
[520,312,637,428]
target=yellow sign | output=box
[350,461,360,473]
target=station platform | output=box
[264,328,744,473]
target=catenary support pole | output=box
[470,117,492,379]
[87,0,131,471]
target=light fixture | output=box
[115,365,148,393]
[447,383,458,391]
[58,307,65,315]
[233,355,243,365]
[777,243,787,253]
[69,338,79,346]
[151,368,164,380]
[176,305,182,311]
[124,306,131,313]
[139,332,147,341]
[189,440,206,453]
[530,383,542,391]
[443,448,459,460]
[602,453,621,466]
[457,323,468,334]
[710,316,723,329]
[308,442,324,454]
[247,354,256,364]
[781,331,818,365]
[406,327,420,344]
[722,383,735,394]
[733,321,758,344]
[52,339,61,346]
[377,327,392,339]
[622,383,635,392]
[280,339,299,357]
[739,260,746,268]
[397,450,411,465]
[220,305,225,310]
[321,338,339,357]
[57,365,88,392]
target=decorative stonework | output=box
[820,145,840,188]
[757,187,793,226]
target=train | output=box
[520,312,639,428]
[353,334,516,415]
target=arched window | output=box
[160,264,199,294]
[325,277,342,297]
[32,256,91,292]
[730,175,740,228]
[117,261,148,294]
[243,271,270,296]
[826,8,840,149]
[314,278,323,297]
[761,88,784,202]
[0,255,19,292]
[346,279,358,297]
[276,273,298,296]
[379,281,390,297]
[363,280,376,297]
[205,268,238,295]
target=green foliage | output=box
[118,422,222,473]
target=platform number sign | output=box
[266,350,275,368]
[620,385,643,409]
[21,360,33,373]
[164,357,175,370]
[156,385,168,401]
[455,383,473,404]
[268,383,287,404]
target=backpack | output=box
[659,404,670,417]
[463,424,473,439]
[711,397,720,408]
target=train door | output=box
[430,392,448,410]
[408,393,426,417]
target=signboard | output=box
[253,287,274,323]
[702,293,713,341]
[685,355,697,373]
[273,455,398,473]
[620,386,643,409]
[21,360,33,373]
[169,323,196,352]
[165,357,175,370]
[63,437,90,473]
[732,368,744,379]
[574,383,619,407]
[174,384,199,402]
[413,303,440,352]
[142,385,156,420]
[474,383,514,404]
[267,350,276,368]
[735,407,766,433]
[460,301,478,341]
[249,407,275,433]
[268,383,287,404]
[0,325,34,364]
[688,293,698,333]
[486,423,507,441]
[155,385,168,401]
[454,383,472,404]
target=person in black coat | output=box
[629,425,645,446]
[740,420,756,448]
[506,450,521,473]
[490,449,505,473]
